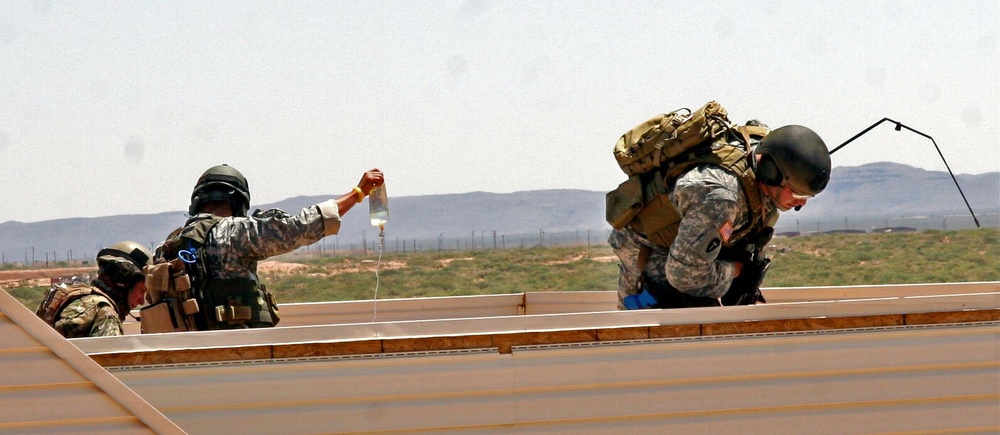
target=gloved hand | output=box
[623,289,658,310]
[721,257,769,306]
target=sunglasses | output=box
[783,184,814,200]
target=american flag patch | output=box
[719,221,734,242]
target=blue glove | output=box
[623,289,659,310]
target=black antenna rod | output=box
[830,117,980,228]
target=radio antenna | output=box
[830,118,980,228]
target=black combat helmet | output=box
[189,164,251,217]
[754,125,832,196]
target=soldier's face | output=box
[773,185,810,211]
[128,281,147,309]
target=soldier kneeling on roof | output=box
[607,102,832,309]
[36,241,152,338]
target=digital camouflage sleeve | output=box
[201,199,342,281]
[609,164,750,303]
[52,294,123,338]
[664,164,747,298]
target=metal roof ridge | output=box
[0,290,186,434]
[75,291,999,367]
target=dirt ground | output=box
[0,267,96,288]
[3,255,618,288]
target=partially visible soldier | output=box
[610,123,832,309]
[36,241,152,338]
[152,164,383,331]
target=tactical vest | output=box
[36,282,120,327]
[148,215,280,332]
[607,137,778,253]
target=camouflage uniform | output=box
[50,287,124,338]
[609,164,776,307]
[166,199,342,329]
[197,199,341,281]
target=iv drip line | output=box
[372,224,384,322]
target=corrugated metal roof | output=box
[71,282,999,435]
[105,322,1000,434]
[4,282,997,434]
[0,290,185,434]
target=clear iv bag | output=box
[369,185,388,229]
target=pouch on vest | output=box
[630,192,683,247]
[605,175,644,229]
[264,288,281,326]
[140,297,198,333]
[200,278,277,328]
[141,260,198,332]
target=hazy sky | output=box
[1,0,997,223]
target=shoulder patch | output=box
[706,238,721,253]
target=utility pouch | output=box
[215,304,253,323]
[265,290,281,326]
[145,263,171,293]
[629,173,683,247]
[182,298,200,316]
[605,175,644,229]
[140,298,193,333]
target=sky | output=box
[1,0,997,223]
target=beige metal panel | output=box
[275,293,527,325]
[763,281,1000,303]
[120,282,1000,334]
[122,293,528,334]
[77,291,1000,359]
[108,322,1000,434]
[0,290,186,435]
[523,290,616,314]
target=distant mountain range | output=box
[0,162,997,264]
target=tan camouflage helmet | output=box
[96,241,152,284]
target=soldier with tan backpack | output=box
[606,101,831,309]
[36,241,152,338]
